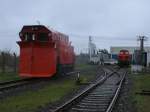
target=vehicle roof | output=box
[120,49,129,52]
[20,25,50,33]
[20,25,69,37]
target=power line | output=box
[68,33,140,41]
[0,32,148,42]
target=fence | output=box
[0,51,18,73]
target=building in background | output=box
[88,37,110,64]
[88,37,97,57]
[110,46,150,66]
[111,46,150,54]
[88,36,99,64]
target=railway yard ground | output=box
[0,65,150,112]
[113,69,150,112]
[0,63,95,83]
[130,72,150,112]
[0,72,20,82]
[0,64,100,112]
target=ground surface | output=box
[0,72,20,82]
[0,63,95,83]
[0,77,78,112]
[113,70,150,112]
[0,64,99,112]
[132,73,150,112]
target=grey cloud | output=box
[0,0,150,53]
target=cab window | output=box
[37,33,49,42]
[24,33,35,41]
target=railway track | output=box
[0,78,43,92]
[0,65,97,92]
[0,70,81,93]
[53,67,127,112]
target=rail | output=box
[53,67,126,112]
[53,68,119,112]
[106,71,127,112]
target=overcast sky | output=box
[0,0,150,54]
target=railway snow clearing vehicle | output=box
[17,25,75,77]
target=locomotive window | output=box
[37,33,49,42]
[120,52,123,54]
[24,34,35,42]
[125,52,129,55]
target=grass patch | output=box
[0,78,78,112]
[75,63,93,70]
[0,64,98,112]
[0,72,20,82]
[131,73,150,112]
[81,70,97,82]
[0,63,94,83]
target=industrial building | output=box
[88,37,110,64]
[110,46,150,66]
[88,36,98,64]
[110,46,150,54]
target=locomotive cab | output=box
[118,49,130,66]
[17,25,57,77]
[19,32,50,42]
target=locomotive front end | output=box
[17,25,56,77]
[118,50,130,67]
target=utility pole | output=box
[138,36,146,52]
[88,36,92,61]
[137,36,147,65]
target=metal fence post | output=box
[1,52,5,73]
[13,53,17,73]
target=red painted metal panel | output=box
[19,43,32,76]
[31,44,56,77]
[18,42,56,77]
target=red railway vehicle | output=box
[17,25,75,77]
[118,49,130,67]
